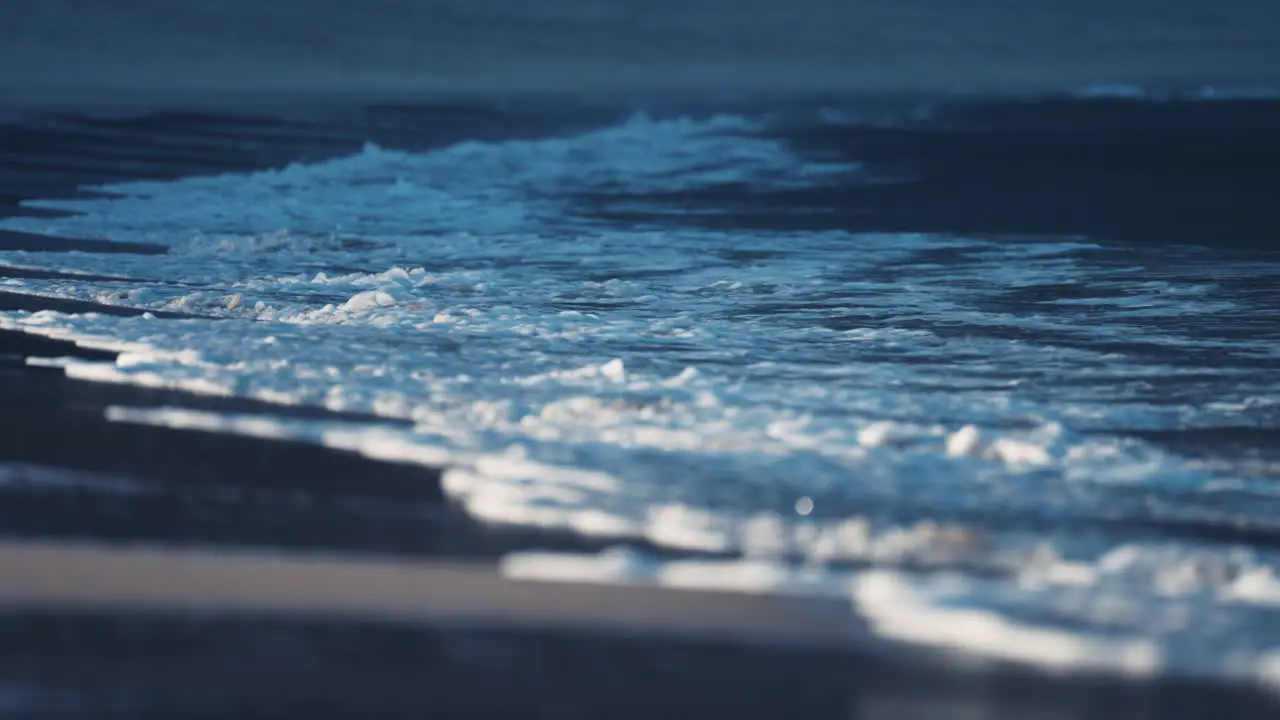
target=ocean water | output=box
[4,0,1280,98]
[3,94,1280,685]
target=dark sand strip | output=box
[0,264,141,282]
[1,540,1277,719]
[0,326,117,362]
[0,544,864,718]
[0,540,860,647]
[0,290,194,317]
[0,199,72,219]
[0,613,856,719]
[0,229,166,254]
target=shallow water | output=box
[2,94,1279,684]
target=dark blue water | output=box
[4,0,1280,99]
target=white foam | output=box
[945,425,982,456]
[500,544,1280,684]
[500,546,656,585]
[4,108,1280,688]
[501,549,855,598]
[23,356,75,369]
[102,404,991,572]
[1259,652,1280,689]
[105,405,460,470]
[4,114,855,247]
[1227,568,1280,608]
[67,360,236,398]
[105,406,298,441]
[342,290,398,311]
[853,570,1164,676]
[857,420,916,448]
[101,396,1280,687]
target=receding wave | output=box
[3,92,1280,687]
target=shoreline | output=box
[2,98,1279,717]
